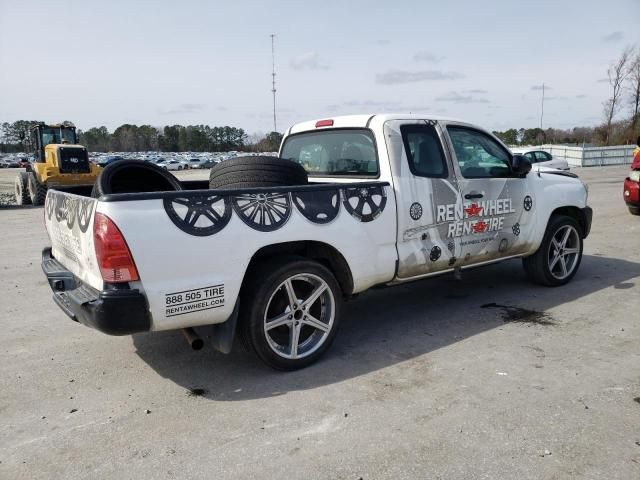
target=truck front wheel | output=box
[240,258,342,370]
[522,215,583,286]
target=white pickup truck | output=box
[42,114,592,370]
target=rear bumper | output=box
[41,248,151,335]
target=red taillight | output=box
[93,212,139,283]
[315,119,334,128]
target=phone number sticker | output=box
[164,284,225,317]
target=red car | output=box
[624,149,640,215]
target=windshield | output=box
[41,126,76,146]
[281,129,378,177]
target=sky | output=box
[1,0,639,135]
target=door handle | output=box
[464,193,483,199]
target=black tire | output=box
[27,172,47,206]
[92,160,182,198]
[522,215,583,286]
[15,172,31,205]
[240,257,342,370]
[209,156,308,190]
[628,205,640,216]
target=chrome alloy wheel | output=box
[547,224,581,280]
[263,273,335,360]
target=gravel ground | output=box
[0,165,638,479]
[0,168,21,206]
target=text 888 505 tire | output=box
[240,258,342,370]
[522,214,583,286]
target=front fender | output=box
[526,172,589,254]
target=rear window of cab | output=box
[280,129,379,177]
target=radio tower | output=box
[270,34,277,133]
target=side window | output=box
[400,124,448,178]
[535,151,551,162]
[447,127,512,178]
[524,152,536,163]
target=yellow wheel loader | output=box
[14,122,101,205]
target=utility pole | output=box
[270,34,277,133]
[540,82,545,130]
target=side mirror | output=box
[511,154,532,175]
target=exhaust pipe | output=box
[182,327,204,351]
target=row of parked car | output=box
[0,151,279,170]
[0,155,30,168]
[92,151,278,170]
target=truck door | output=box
[442,125,534,265]
[385,120,463,279]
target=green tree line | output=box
[492,126,598,146]
[0,121,283,153]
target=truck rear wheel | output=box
[15,172,31,205]
[240,258,342,370]
[522,215,583,286]
[27,172,47,206]
[209,156,308,189]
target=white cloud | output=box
[413,51,445,63]
[290,52,329,71]
[601,31,623,43]
[376,70,464,85]
[435,91,489,104]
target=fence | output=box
[537,144,636,167]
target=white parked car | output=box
[162,160,184,171]
[187,158,203,169]
[511,148,569,171]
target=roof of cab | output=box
[286,113,465,135]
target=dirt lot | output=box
[0,165,638,479]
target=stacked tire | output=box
[209,156,307,189]
[92,160,182,197]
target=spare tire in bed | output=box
[92,160,182,197]
[208,156,308,190]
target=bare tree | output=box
[628,48,640,135]
[603,46,633,145]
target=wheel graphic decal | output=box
[232,192,291,232]
[447,241,455,252]
[341,185,387,222]
[512,223,521,236]
[409,202,423,221]
[54,192,67,222]
[65,197,77,229]
[163,194,231,236]
[292,189,340,224]
[429,246,442,262]
[524,195,533,211]
[45,192,55,220]
[77,198,95,233]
